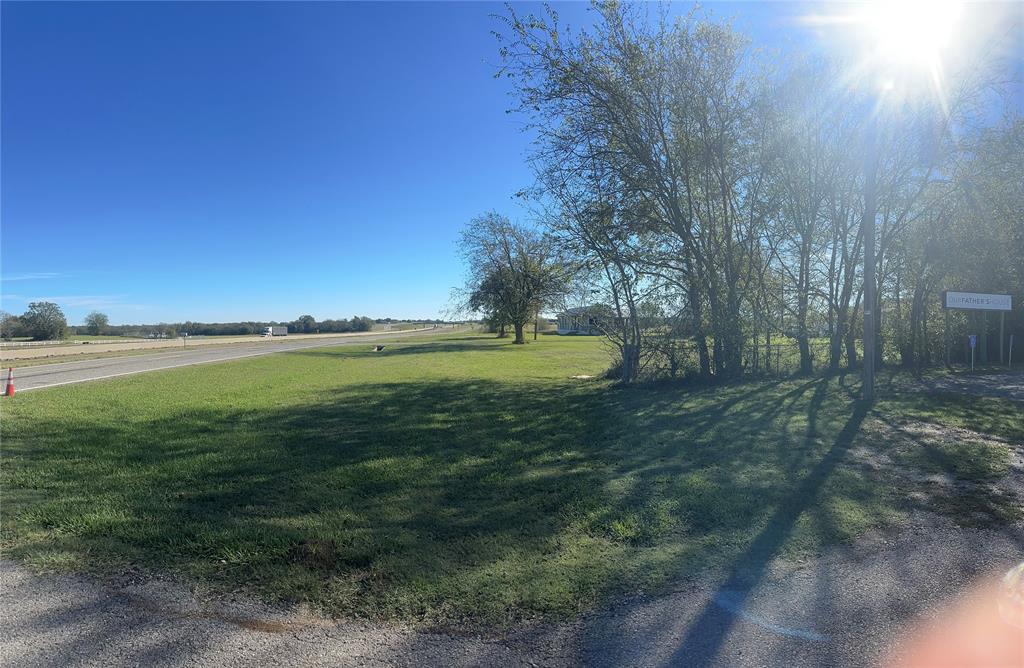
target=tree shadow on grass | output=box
[287,342,517,360]
[665,400,870,666]
[2,374,904,629]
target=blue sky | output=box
[2,2,1018,324]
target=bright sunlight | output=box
[856,0,963,69]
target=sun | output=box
[855,0,963,70]
[799,0,968,109]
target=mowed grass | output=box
[2,334,1021,627]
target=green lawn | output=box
[1,334,1020,627]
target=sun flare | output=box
[856,0,963,70]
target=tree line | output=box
[457,3,1021,382]
[0,303,442,340]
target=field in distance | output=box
[2,332,1020,627]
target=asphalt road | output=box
[9,328,443,392]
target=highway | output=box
[10,328,444,392]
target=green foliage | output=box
[84,311,109,336]
[0,311,22,340]
[349,316,373,332]
[20,301,67,341]
[294,314,317,334]
[460,212,569,344]
[499,2,1020,376]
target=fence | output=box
[634,332,1022,382]
[0,338,154,349]
[638,338,843,380]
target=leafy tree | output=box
[295,315,317,334]
[21,302,68,341]
[350,316,373,332]
[459,212,568,344]
[0,311,22,340]
[498,2,1012,380]
[84,311,109,336]
[469,269,514,337]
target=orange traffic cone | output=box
[4,367,14,397]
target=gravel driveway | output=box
[912,369,1024,402]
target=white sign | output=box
[943,291,1012,311]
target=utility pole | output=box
[862,118,878,402]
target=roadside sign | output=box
[943,291,1012,311]
[969,334,977,348]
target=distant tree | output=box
[295,314,317,334]
[0,311,22,340]
[459,212,568,344]
[350,316,373,332]
[22,302,68,341]
[84,311,109,336]
[469,269,513,337]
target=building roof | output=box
[558,305,608,316]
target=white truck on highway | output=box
[262,326,288,337]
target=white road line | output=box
[5,329,434,370]
[18,348,305,391]
[16,328,446,392]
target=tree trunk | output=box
[687,277,712,379]
[829,306,846,371]
[513,322,526,344]
[797,247,813,375]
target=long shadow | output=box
[881,418,1023,531]
[286,341,519,359]
[3,370,878,634]
[667,399,870,666]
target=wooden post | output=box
[980,311,988,364]
[944,309,950,367]
[1000,311,1005,364]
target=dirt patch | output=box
[911,370,1024,402]
[850,418,1023,527]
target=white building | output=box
[556,306,605,335]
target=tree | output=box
[459,212,569,344]
[469,269,514,337]
[84,311,109,336]
[294,315,317,334]
[21,302,68,341]
[499,3,770,377]
[0,311,22,340]
[350,316,373,332]
[497,2,1013,381]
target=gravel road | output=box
[7,328,442,392]
[3,514,1021,667]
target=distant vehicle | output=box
[262,326,288,337]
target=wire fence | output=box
[636,333,1022,381]
[638,338,845,380]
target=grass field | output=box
[67,334,145,341]
[2,334,1020,627]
